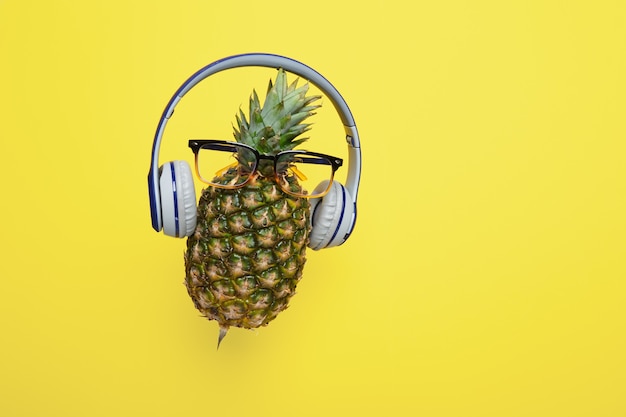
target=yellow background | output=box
[1,1,625,416]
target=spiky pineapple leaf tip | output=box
[217,326,228,349]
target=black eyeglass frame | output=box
[188,139,343,198]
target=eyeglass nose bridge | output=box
[256,154,276,162]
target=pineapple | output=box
[184,69,321,345]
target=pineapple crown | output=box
[233,69,321,155]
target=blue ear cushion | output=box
[309,180,350,250]
[159,161,197,238]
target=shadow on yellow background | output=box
[0,1,624,416]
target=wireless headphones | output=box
[148,53,361,250]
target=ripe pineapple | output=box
[184,69,321,345]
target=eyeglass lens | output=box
[275,153,334,196]
[196,144,256,187]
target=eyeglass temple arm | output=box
[296,157,343,172]
[188,140,239,153]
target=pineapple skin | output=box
[184,171,310,330]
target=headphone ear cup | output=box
[159,161,197,238]
[309,180,354,250]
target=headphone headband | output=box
[148,53,361,234]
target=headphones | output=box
[148,53,361,250]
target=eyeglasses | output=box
[188,139,343,198]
